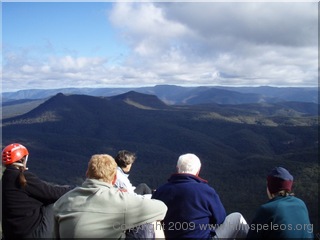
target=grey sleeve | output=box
[124,195,168,230]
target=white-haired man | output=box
[152,153,248,239]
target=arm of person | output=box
[209,188,227,225]
[115,171,136,194]
[24,171,72,204]
[123,194,168,230]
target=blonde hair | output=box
[177,153,201,175]
[86,154,117,183]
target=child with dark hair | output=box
[114,150,155,239]
[114,150,152,196]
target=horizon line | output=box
[2,84,319,93]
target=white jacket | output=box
[115,167,136,194]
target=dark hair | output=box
[15,158,27,188]
[114,150,136,168]
[19,168,27,188]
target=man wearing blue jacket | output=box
[152,153,248,239]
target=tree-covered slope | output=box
[1,92,318,229]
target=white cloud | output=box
[2,2,318,91]
[161,2,317,47]
[109,2,190,57]
[107,2,317,87]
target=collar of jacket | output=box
[83,178,114,188]
[168,173,208,183]
[117,166,130,177]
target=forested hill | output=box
[1,91,319,230]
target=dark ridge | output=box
[109,91,169,109]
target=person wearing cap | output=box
[152,153,248,239]
[53,154,167,239]
[1,143,72,239]
[246,166,314,239]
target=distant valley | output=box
[1,86,319,229]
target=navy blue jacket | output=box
[152,173,226,239]
[246,195,314,239]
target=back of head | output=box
[86,154,117,183]
[114,150,136,168]
[2,143,29,187]
[267,167,294,195]
[2,143,29,166]
[176,153,201,175]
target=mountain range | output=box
[1,89,319,230]
[2,85,318,104]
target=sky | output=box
[2,1,318,92]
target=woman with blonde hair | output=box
[53,154,167,239]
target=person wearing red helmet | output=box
[1,143,72,239]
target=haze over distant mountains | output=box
[2,85,318,105]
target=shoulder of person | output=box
[289,196,308,207]
[24,170,40,179]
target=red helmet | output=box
[2,143,29,166]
